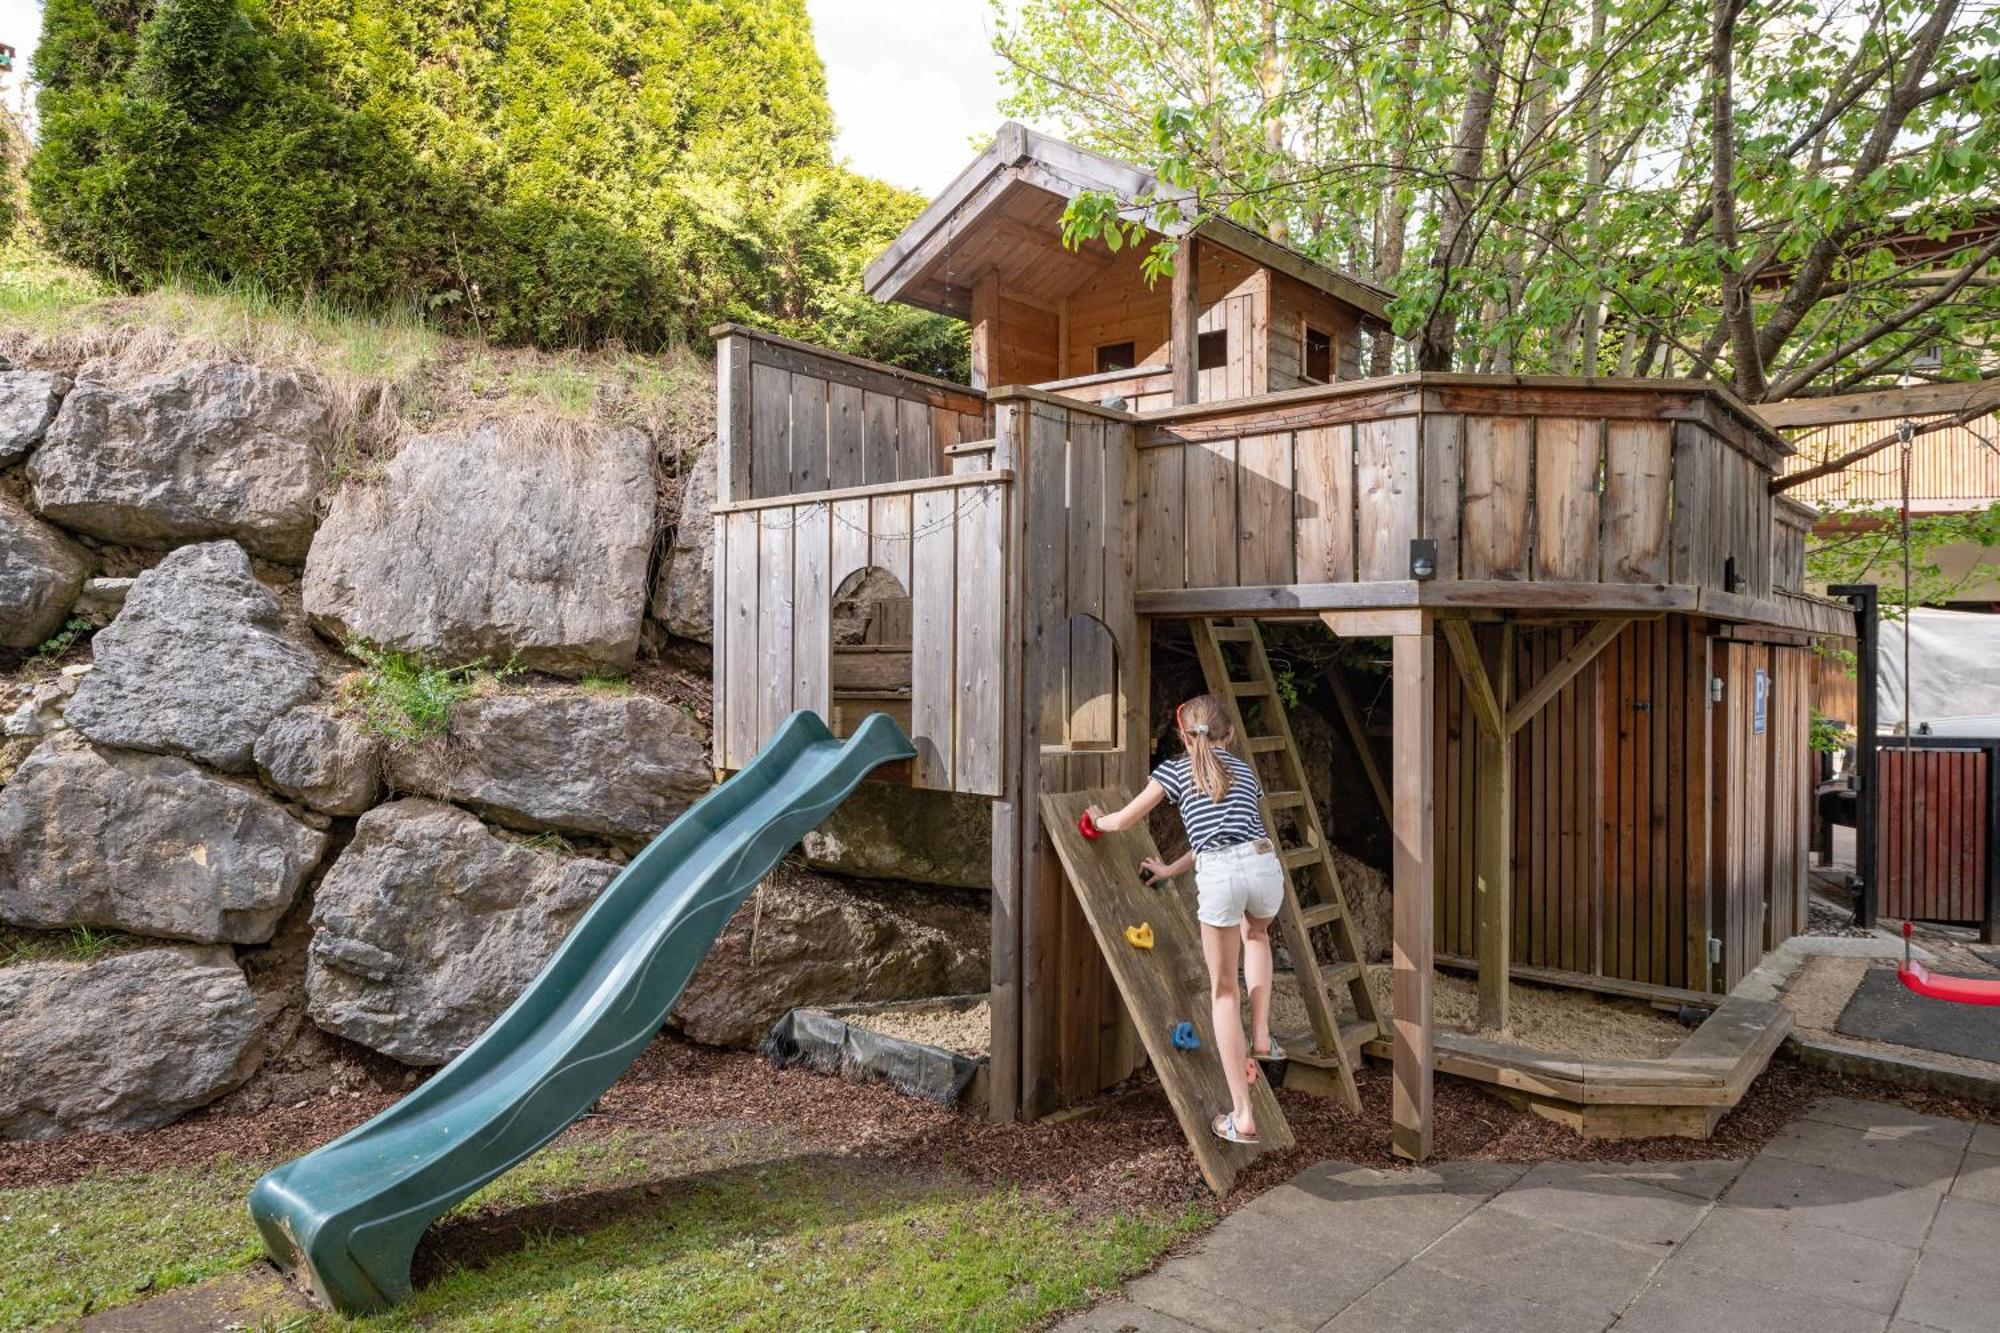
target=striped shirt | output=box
[1151,751,1269,852]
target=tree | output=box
[995,0,2000,400]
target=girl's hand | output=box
[1138,856,1171,884]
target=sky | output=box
[0,0,1014,194]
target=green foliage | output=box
[29,615,94,668]
[0,924,140,968]
[30,0,965,371]
[1809,709,1849,755]
[341,640,517,742]
[1805,501,2000,614]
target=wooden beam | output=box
[970,270,1000,391]
[1326,666,1392,825]
[1474,625,1513,1033]
[1505,617,1628,736]
[1391,625,1435,1161]
[1321,607,1428,637]
[716,333,752,506]
[1440,618,1503,738]
[1170,238,1199,406]
[1755,378,2000,429]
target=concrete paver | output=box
[1056,1096,1996,1332]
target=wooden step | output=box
[1279,1019,1378,1065]
[1228,679,1273,697]
[1209,625,1253,642]
[1245,734,1288,754]
[1315,959,1364,989]
[1281,845,1322,870]
[1298,900,1344,929]
[1265,789,1307,810]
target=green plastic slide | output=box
[248,710,917,1313]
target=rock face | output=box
[306,800,618,1065]
[65,542,321,773]
[0,945,263,1138]
[30,362,329,562]
[254,702,383,815]
[673,866,990,1048]
[0,496,89,649]
[304,423,656,675]
[386,692,709,843]
[801,784,993,890]
[0,735,329,943]
[651,440,715,641]
[0,370,69,467]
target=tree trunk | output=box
[1417,3,1506,372]
[1710,0,1765,398]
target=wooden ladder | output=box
[1189,617,1384,1110]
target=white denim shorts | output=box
[1193,839,1285,928]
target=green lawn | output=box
[0,1128,1205,1332]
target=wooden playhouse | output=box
[711,124,1853,1174]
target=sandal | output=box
[1212,1111,1260,1145]
[1253,1038,1287,1061]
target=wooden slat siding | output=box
[1236,432,1296,585]
[910,487,958,787]
[1461,416,1533,580]
[956,485,1006,794]
[1293,424,1355,583]
[1603,420,1671,583]
[1356,415,1418,581]
[755,511,793,743]
[1534,417,1602,581]
[828,382,865,489]
[717,334,753,504]
[1421,414,1465,580]
[895,398,934,483]
[789,372,829,494]
[863,391,899,484]
[791,503,831,721]
[830,497,870,587]
[750,362,792,500]
[1185,437,1238,587]
[1781,409,2000,507]
[1665,618,1686,987]
[1685,621,1713,992]
[1068,416,1115,746]
[1668,422,1715,587]
[870,494,912,591]
[1137,444,1186,589]
[1879,746,1989,923]
[1650,619,1671,985]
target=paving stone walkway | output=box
[1058,1098,2000,1332]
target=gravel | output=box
[848,1000,991,1056]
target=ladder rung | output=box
[1282,845,1322,870]
[1316,959,1363,988]
[1245,734,1287,753]
[1228,679,1272,696]
[1265,789,1307,810]
[1209,625,1253,642]
[1275,1019,1376,1065]
[1299,901,1344,929]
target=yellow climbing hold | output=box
[1123,922,1155,950]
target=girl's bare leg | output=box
[1201,921,1254,1134]
[1241,913,1275,1056]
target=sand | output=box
[1269,966,1689,1060]
[848,1000,991,1057]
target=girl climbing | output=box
[1086,694,1284,1145]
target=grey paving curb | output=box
[1787,1032,2000,1108]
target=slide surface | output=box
[249,711,917,1314]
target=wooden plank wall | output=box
[1711,638,1813,986]
[1136,396,1776,603]
[990,393,1146,1114]
[711,474,1010,794]
[1773,499,1813,595]
[720,329,990,502]
[1266,270,1364,389]
[1435,617,1732,993]
[1878,745,1992,924]
[1056,240,1266,404]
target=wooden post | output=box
[1474,625,1512,1032]
[1391,624,1435,1162]
[971,270,1000,390]
[1170,239,1199,405]
[715,333,752,506]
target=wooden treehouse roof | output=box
[863,122,1394,328]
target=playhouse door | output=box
[1713,640,1772,989]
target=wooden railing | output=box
[713,325,990,503]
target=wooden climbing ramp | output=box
[1189,618,1383,1107]
[1040,788,1293,1194]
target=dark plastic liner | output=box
[762,993,987,1105]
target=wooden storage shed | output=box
[712,124,1853,1164]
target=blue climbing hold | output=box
[1170,1021,1201,1052]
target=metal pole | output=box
[1829,583,1879,928]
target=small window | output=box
[1197,329,1228,371]
[1095,341,1136,374]
[1304,326,1333,383]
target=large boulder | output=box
[306,799,618,1065]
[29,361,329,562]
[801,784,992,890]
[386,692,709,844]
[65,541,321,773]
[303,423,656,676]
[650,439,715,641]
[0,735,328,944]
[0,369,70,467]
[672,865,989,1048]
[0,945,263,1139]
[254,702,384,816]
[0,496,89,649]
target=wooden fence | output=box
[715,325,990,502]
[1876,737,1999,932]
[1135,378,1783,601]
[712,472,1010,795]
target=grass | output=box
[0,1130,1204,1332]
[0,924,143,968]
[339,641,518,743]
[577,671,633,695]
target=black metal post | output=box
[1829,583,1879,927]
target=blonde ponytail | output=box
[1176,694,1235,802]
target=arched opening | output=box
[829,566,912,738]
[1060,611,1120,750]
